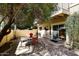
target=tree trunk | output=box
[0,4,14,42]
[0,15,7,25]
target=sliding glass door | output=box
[51,24,65,41]
[53,25,59,40]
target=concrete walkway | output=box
[18,37,78,56]
[39,38,78,56]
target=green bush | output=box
[65,12,79,49]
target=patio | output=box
[0,36,78,56]
[15,36,78,56]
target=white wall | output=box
[69,3,79,14]
[57,3,79,15]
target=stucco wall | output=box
[15,29,37,37]
[69,3,79,14]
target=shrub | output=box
[65,12,79,49]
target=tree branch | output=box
[0,15,7,25]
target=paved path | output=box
[19,37,78,56]
[39,38,78,56]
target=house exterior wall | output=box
[51,3,69,17]
[27,3,79,48]
[69,3,79,14]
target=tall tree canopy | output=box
[16,3,57,29]
[0,3,57,41]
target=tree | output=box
[65,12,79,49]
[0,4,25,41]
[16,3,57,29]
[0,3,56,42]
